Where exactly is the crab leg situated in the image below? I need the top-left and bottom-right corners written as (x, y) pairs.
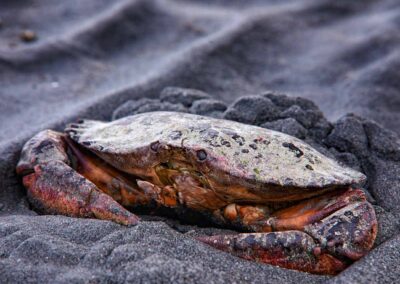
top-left (198, 231), bottom-right (346, 275)
top-left (16, 130), bottom-right (139, 226)
top-left (198, 188), bottom-right (377, 275)
top-left (262, 188), bottom-right (367, 232)
top-left (65, 137), bottom-right (154, 208)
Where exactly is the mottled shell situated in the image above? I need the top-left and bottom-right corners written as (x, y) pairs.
top-left (66, 111), bottom-right (366, 190)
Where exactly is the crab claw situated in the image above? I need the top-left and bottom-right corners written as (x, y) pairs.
top-left (304, 195), bottom-right (377, 261)
top-left (197, 231), bottom-right (346, 275)
top-left (198, 188), bottom-right (377, 275)
top-left (17, 130), bottom-right (139, 226)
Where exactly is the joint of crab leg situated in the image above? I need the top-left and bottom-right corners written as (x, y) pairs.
top-left (264, 188), bottom-right (367, 232)
top-left (222, 204), bottom-right (273, 232)
top-left (197, 231), bottom-right (347, 275)
top-left (136, 180), bottom-right (179, 208)
top-left (223, 204), bottom-right (238, 221)
top-left (16, 130), bottom-right (69, 175)
top-left (219, 189), bottom-right (367, 234)
top-left (136, 180), bottom-right (163, 204)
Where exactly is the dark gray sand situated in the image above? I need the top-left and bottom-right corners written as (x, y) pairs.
top-left (1, 0), bottom-right (400, 283)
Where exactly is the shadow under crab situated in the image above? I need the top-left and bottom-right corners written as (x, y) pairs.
top-left (16, 111), bottom-right (377, 275)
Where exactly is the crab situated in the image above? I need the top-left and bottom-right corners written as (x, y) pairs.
top-left (16, 111), bottom-right (377, 275)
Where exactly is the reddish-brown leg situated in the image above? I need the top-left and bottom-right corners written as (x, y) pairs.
top-left (135, 168), bottom-right (227, 211)
top-left (17, 130), bottom-right (139, 226)
top-left (198, 231), bottom-right (346, 275)
top-left (23, 161), bottom-right (138, 225)
top-left (65, 137), bottom-right (154, 208)
top-left (65, 138), bottom-right (193, 211)
top-left (198, 188), bottom-right (377, 275)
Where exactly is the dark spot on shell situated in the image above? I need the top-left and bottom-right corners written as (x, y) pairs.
top-left (150, 141), bottom-right (160, 152)
top-left (232, 134), bottom-right (245, 146)
top-left (168, 130), bottom-right (182, 140)
top-left (255, 153), bottom-right (263, 159)
top-left (69, 124), bottom-right (79, 129)
top-left (206, 139), bottom-right (221, 147)
top-left (196, 150), bottom-right (207, 161)
top-left (311, 155), bottom-right (321, 164)
top-left (221, 139), bottom-right (231, 147)
top-left (282, 142), bottom-right (304, 158)
top-left (77, 119), bottom-right (84, 124)
top-left (249, 143), bottom-right (257, 150)
top-left (284, 177), bottom-right (295, 186)
top-left (306, 164), bottom-right (314, 170)
top-left (82, 141), bottom-right (92, 146)
top-left (241, 149), bottom-right (249, 153)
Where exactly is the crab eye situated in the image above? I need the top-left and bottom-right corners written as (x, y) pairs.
top-left (196, 150), bottom-right (207, 161)
top-left (150, 141), bottom-right (160, 152)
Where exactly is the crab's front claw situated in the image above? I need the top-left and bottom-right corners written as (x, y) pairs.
top-left (197, 231), bottom-right (346, 275)
top-left (198, 189), bottom-right (377, 275)
top-left (17, 130), bottom-right (139, 226)
top-left (23, 161), bottom-right (139, 225)
top-left (304, 196), bottom-right (377, 261)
